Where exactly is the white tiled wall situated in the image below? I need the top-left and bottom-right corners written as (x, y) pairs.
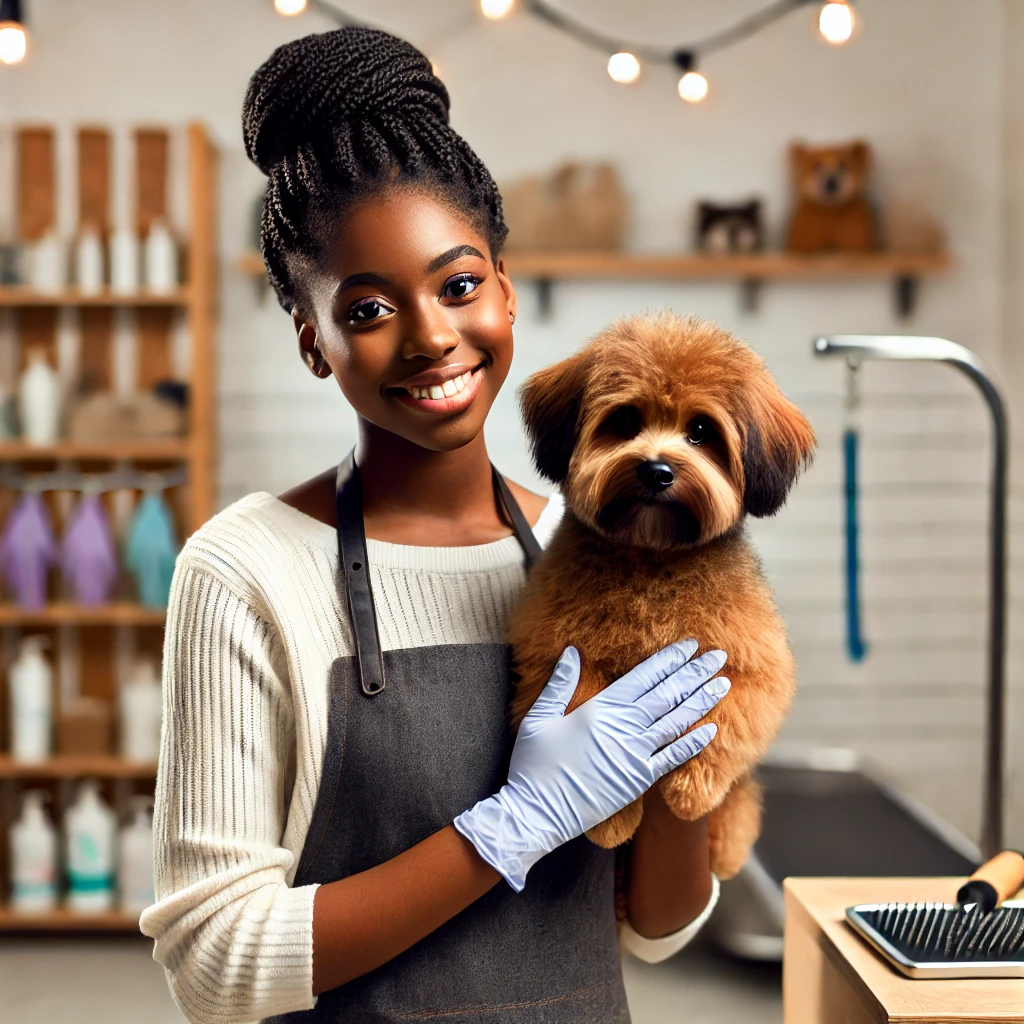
top-left (5, 0), bottom-right (1021, 846)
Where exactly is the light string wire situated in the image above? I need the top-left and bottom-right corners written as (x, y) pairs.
top-left (309, 0), bottom-right (833, 68)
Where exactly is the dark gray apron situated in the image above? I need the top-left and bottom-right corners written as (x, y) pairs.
top-left (266, 453), bottom-right (629, 1023)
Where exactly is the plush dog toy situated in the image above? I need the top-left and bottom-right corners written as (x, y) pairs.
top-left (785, 140), bottom-right (876, 253)
top-left (508, 313), bottom-right (815, 879)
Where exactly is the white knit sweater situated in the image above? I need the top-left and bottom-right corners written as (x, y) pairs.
top-left (140, 490), bottom-right (720, 1024)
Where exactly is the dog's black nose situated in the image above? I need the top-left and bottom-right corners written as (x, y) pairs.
top-left (637, 461), bottom-right (674, 492)
top-left (822, 173), bottom-right (840, 196)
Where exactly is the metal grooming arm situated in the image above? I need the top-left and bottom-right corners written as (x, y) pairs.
top-left (812, 336), bottom-right (1009, 859)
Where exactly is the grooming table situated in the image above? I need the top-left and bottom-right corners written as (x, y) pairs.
top-left (783, 877), bottom-right (1024, 1023)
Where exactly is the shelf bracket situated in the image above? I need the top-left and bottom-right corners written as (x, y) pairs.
top-left (536, 277), bottom-right (554, 319)
top-left (739, 277), bottom-right (762, 314)
top-left (894, 275), bottom-right (919, 319)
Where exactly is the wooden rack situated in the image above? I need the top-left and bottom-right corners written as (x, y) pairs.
top-left (0, 122), bottom-right (217, 933)
top-left (239, 248), bottom-right (950, 317)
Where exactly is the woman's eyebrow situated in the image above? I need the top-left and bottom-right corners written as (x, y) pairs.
top-left (338, 271), bottom-right (391, 293)
top-left (425, 245), bottom-right (486, 273)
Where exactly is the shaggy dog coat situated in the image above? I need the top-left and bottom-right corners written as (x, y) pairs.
top-left (508, 313), bottom-right (816, 879)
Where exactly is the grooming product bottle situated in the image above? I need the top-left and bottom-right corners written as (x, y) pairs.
top-left (27, 232), bottom-right (66, 293)
top-left (109, 226), bottom-right (140, 294)
top-left (144, 220), bottom-right (177, 293)
top-left (119, 659), bottom-right (162, 762)
top-left (9, 635), bottom-right (53, 763)
top-left (18, 349), bottom-right (61, 446)
top-left (74, 227), bottom-right (105, 295)
top-left (118, 797), bottom-right (155, 915)
top-left (65, 780), bottom-right (117, 912)
top-left (9, 790), bottom-right (58, 912)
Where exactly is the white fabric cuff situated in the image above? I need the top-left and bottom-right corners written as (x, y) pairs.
top-left (619, 873), bottom-right (720, 964)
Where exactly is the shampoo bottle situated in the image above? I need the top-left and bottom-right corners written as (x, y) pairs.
top-left (9, 790), bottom-right (58, 912)
top-left (18, 349), bottom-right (61, 446)
top-left (65, 780), bottom-right (117, 912)
top-left (118, 797), bottom-right (155, 915)
top-left (75, 227), bottom-right (105, 295)
top-left (119, 660), bottom-right (162, 763)
top-left (109, 226), bottom-right (140, 294)
top-left (144, 220), bottom-right (177, 293)
top-left (9, 635), bottom-right (53, 763)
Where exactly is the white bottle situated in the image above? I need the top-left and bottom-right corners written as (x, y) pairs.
top-left (144, 220), bottom-right (177, 293)
top-left (75, 228), bottom-right (105, 295)
top-left (109, 226), bottom-right (140, 294)
top-left (10, 790), bottom-right (58, 912)
top-left (119, 660), bottom-right (162, 763)
top-left (118, 797), bottom-right (155, 916)
top-left (65, 780), bottom-right (117, 912)
top-left (18, 349), bottom-right (61, 446)
top-left (9, 635), bottom-right (53, 763)
top-left (28, 232), bottom-right (66, 293)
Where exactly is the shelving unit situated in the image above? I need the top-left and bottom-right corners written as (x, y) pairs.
top-left (0, 122), bottom-right (217, 932)
top-left (240, 247), bottom-right (950, 316)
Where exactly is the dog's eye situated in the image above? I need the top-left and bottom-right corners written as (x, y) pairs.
top-left (605, 405), bottom-right (642, 439)
top-left (687, 415), bottom-right (717, 445)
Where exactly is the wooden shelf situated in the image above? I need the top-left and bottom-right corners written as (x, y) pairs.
top-left (0, 603), bottom-right (166, 626)
top-left (0, 286), bottom-right (191, 307)
top-left (0, 438), bottom-right (190, 461)
top-left (0, 756), bottom-right (157, 779)
top-left (0, 907), bottom-right (142, 932)
top-left (501, 250), bottom-right (951, 280)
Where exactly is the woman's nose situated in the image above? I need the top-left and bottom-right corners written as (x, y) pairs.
top-left (400, 300), bottom-right (460, 361)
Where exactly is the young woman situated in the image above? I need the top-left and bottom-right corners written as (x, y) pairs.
top-left (141, 26), bottom-right (732, 1024)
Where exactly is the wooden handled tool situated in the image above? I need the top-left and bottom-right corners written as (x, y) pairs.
top-left (956, 851), bottom-right (1024, 913)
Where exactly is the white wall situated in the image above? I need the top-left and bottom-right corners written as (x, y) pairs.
top-left (4, 0), bottom-right (1020, 847)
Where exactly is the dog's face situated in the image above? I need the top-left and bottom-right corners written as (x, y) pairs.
top-left (518, 314), bottom-right (816, 552)
top-left (792, 141), bottom-right (870, 206)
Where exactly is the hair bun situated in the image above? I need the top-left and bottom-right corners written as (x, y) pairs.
top-left (243, 26), bottom-right (450, 175)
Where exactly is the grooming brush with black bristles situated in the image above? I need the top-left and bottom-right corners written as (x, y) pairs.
top-left (846, 851), bottom-right (1024, 979)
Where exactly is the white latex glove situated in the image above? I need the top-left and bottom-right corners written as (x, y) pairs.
top-left (453, 640), bottom-right (729, 891)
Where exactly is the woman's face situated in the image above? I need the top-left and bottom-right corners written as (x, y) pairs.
top-left (295, 188), bottom-right (517, 452)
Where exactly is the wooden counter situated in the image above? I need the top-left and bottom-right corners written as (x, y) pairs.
top-left (783, 878), bottom-right (1024, 1023)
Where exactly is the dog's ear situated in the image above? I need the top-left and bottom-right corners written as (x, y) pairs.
top-left (517, 351), bottom-right (591, 484)
top-left (741, 380), bottom-right (816, 517)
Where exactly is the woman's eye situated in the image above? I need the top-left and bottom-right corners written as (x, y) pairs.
top-left (606, 405), bottom-right (641, 439)
top-left (347, 299), bottom-right (393, 325)
top-left (442, 274), bottom-right (481, 301)
top-left (687, 415), bottom-right (716, 445)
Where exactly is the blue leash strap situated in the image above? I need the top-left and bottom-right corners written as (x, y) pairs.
top-left (844, 426), bottom-right (868, 661)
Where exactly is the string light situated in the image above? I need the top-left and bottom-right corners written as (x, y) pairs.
top-left (274, 0), bottom-right (307, 13)
top-left (480, 0), bottom-right (514, 19)
top-left (678, 71), bottom-right (708, 103)
top-left (818, 1), bottom-right (854, 44)
top-left (0, 0), bottom-right (27, 65)
top-left (607, 51), bottom-right (640, 85)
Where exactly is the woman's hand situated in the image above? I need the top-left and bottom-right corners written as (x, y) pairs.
top-left (454, 640), bottom-right (729, 891)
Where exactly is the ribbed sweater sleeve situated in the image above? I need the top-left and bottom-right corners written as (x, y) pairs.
top-left (140, 558), bottom-right (318, 1024)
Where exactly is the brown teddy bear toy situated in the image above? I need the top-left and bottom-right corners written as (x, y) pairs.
top-left (785, 140), bottom-right (876, 253)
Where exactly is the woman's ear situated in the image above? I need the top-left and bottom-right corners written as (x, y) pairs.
top-left (516, 351), bottom-right (590, 484)
top-left (293, 311), bottom-right (332, 379)
top-left (495, 258), bottom-right (517, 325)
top-left (741, 379), bottom-right (816, 517)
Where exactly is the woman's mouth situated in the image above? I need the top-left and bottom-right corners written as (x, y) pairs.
top-left (386, 364), bottom-right (485, 415)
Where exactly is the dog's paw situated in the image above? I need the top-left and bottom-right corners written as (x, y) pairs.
top-left (585, 800), bottom-right (644, 848)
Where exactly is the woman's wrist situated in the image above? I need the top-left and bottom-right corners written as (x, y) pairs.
top-left (626, 785), bottom-right (713, 939)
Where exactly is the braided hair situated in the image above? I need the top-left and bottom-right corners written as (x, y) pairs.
top-left (243, 26), bottom-right (509, 314)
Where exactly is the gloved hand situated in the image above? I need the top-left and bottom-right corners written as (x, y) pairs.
top-left (453, 640), bottom-right (729, 891)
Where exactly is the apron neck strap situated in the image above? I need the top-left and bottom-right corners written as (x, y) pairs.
top-left (335, 450), bottom-right (543, 697)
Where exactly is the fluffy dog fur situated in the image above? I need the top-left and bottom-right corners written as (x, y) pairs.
top-left (508, 313), bottom-right (815, 879)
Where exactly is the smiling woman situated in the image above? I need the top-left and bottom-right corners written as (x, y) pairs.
top-left (139, 24), bottom-right (725, 1024)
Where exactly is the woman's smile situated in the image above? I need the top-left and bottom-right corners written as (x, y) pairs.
top-left (386, 360), bottom-right (488, 415)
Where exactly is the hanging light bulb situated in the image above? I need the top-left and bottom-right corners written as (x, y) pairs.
top-left (607, 52), bottom-right (641, 84)
top-left (673, 51), bottom-right (707, 103)
top-left (818, 1), bottom-right (855, 45)
top-left (480, 0), bottom-right (514, 19)
top-left (274, 0), bottom-right (307, 14)
top-left (0, 0), bottom-right (28, 65)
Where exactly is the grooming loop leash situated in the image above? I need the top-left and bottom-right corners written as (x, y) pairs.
top-left (844, 356), bottom-right (868, 662)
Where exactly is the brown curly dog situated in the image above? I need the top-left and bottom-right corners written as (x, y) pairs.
top-left (508, 312), bottom-right (815, 879)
